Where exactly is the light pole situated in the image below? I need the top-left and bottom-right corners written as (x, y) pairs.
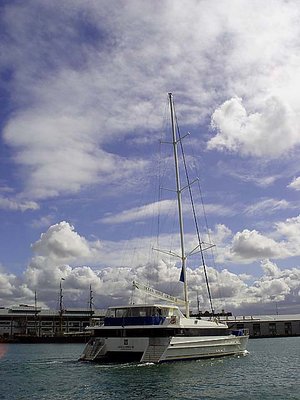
top-left (59, 278), bottom-right (65, 335)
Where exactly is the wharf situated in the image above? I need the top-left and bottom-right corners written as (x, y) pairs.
top-left (219, 314), bottom-right (300, 338)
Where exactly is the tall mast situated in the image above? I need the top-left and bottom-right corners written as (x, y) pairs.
top-left (168, 92), bottom-right (189, 317)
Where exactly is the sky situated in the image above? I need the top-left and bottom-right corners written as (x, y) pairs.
top-left (0, 0), bottom-right (300, 316)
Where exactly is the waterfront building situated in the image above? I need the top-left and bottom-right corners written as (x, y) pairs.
top-left (219, 314), bottom-right (300, 338)
top-left (0, 305), bottom-right (105, 339)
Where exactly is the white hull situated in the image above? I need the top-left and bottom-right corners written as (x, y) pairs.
top-left (162, 335), bottom-right (248, 361)
top-left (80, 334), bottom-right (248, 363)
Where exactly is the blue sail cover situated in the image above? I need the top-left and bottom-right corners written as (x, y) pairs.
top-left (179, 266), bottom-right (185, 282)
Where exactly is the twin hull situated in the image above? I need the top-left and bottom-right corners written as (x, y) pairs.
top-left (80, 334), bottom-right (248, 363)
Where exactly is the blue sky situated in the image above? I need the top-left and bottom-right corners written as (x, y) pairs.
top-left (0, 0), bottom-right (300, 315)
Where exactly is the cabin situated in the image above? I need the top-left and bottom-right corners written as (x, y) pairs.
top-left (103, 304), bottom-right (181, 326)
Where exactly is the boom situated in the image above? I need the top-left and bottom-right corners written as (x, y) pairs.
top-left (133, 281), bottom-right (186, 306)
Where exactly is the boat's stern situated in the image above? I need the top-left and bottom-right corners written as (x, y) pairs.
top-left (79, 337), bottom-right (106, 361)
top-left (231, 328), bottom-right (249, 352)
top-left (79, 336), bottom-right (153, 362)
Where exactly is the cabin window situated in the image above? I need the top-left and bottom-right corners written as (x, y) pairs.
top-left (115, 309), bottom-right (127, 318)
top-left (159, 308), bottom-right (170, 317)
top-left (105, 308), bottom-right (128, 318)
top-left (105, 309), bottom-right (116, 318)
top-left (128, 307), bottom-right (149, 317)
top-left (105, 306), bottom-right (179, 319)
top-left (158, 308), bottom-right (177, 317)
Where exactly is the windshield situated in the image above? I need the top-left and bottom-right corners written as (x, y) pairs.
top-left (105, 306), bottom-right (180, 318)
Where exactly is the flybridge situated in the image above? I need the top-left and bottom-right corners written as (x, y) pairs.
top-left (133, 281), bottom-right (186, 306)
top-left (103, 304), bottom-right (181, 327)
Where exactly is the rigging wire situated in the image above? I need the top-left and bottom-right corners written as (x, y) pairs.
top-left (196, 179), bottom-right (224, 297)
top-left (173, 101), bottom-right (215, 315)
top-left (191, 148), bottom-right (226, 312)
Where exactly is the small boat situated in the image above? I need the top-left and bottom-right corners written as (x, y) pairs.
top-left (80, 93), bottom-right (249, 363)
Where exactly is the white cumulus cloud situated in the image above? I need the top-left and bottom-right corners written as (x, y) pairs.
top-left (0, 222), bottom-right (298, 314)
top-left (209, 97), bottom-right (300, 158)
top-left (288, 176), bottom-right (300, 191)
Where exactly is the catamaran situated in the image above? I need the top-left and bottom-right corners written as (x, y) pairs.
top-left (80, 93), bottom-right (249, 363)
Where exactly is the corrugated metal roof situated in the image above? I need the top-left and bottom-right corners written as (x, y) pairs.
top-left (0, 307), bottom-right (106, 317)
top-left (221, 314), bottom-right (300, 322)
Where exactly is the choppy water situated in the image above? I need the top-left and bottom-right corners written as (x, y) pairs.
top-left (0, 337), bottom-right (299, 400)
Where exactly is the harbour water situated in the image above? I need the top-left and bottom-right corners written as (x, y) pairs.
top-left (0, 337), bottom-right (299, 400)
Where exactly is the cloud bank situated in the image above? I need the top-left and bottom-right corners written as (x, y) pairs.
top-left (0, 221), bottom-right (298, 315)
